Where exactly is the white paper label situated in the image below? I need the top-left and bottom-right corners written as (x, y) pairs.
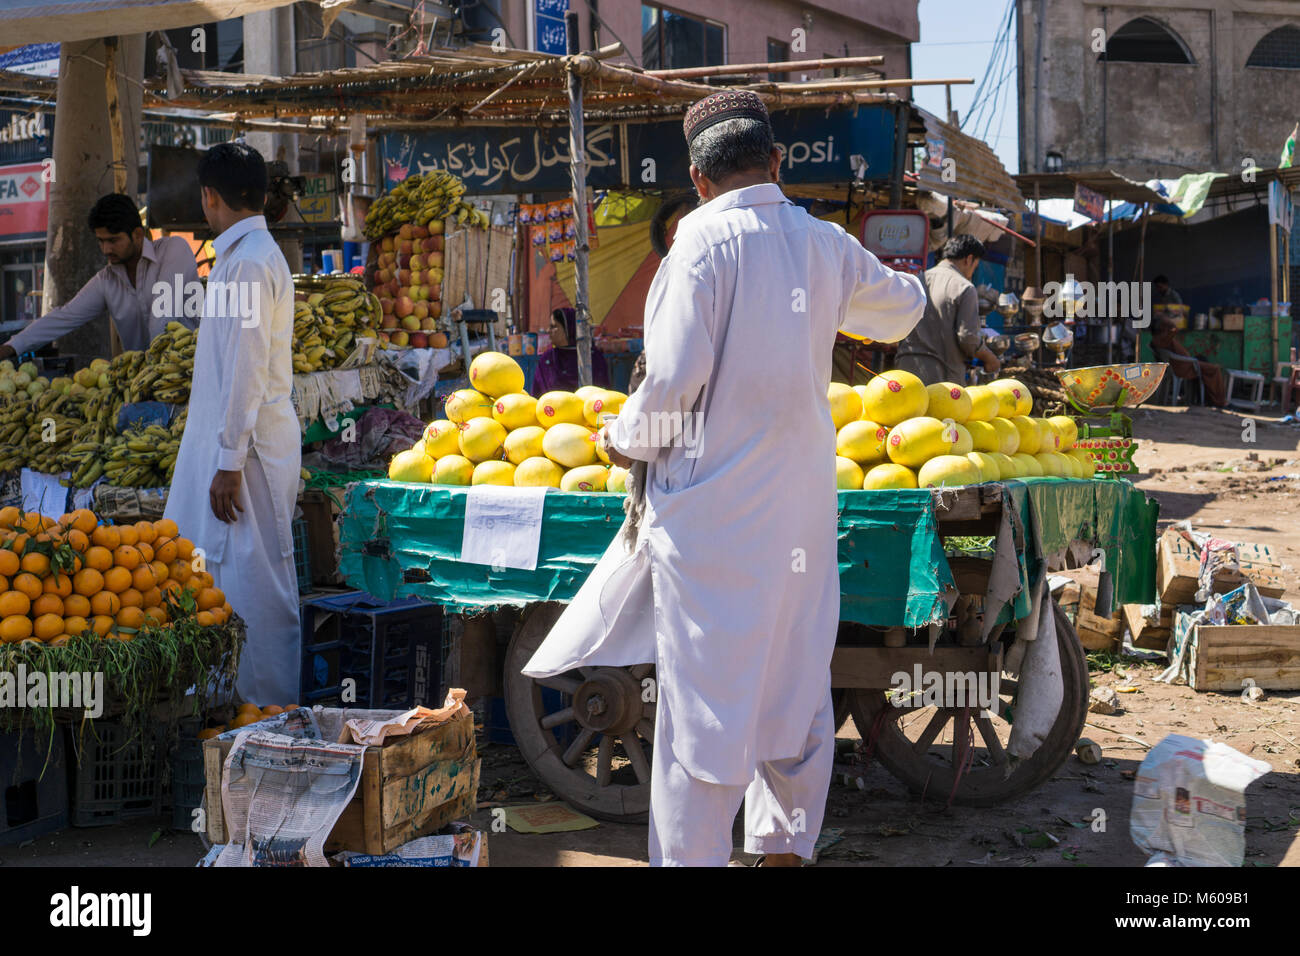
top-left (460, 484), bottom-right (548, 571)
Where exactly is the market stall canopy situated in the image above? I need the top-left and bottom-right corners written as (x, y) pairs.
top-left (1016, 170), bottom-right (1180, 206)
top-left (911, 107), bottom-right (1025, 214)
top-left (0, 0), bottom-right (304, 46)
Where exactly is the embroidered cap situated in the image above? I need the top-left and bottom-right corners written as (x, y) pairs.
top-left (682, 90), bottom-right (771, 146)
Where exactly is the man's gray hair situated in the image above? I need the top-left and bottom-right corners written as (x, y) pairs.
top-left (688, 117), bottom-right (774, 182)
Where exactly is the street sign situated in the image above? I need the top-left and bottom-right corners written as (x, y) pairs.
top-left (532, 0), bottom-right (569, 55)
top-left (299, 173), bottom-right (337, 223)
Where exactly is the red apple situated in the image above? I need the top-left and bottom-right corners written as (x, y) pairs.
top-left (377, 331), bottom-right (391, 344)
top-left (430, 236), bottom-right (444, 252)
top-left (390, 330), bottom-right (409, 347)
top-left (379, 296), bottom-right (394, 313)
top-left (395, 296), bottom-right (414, 318)
top-left (409, 332), bottom-right (428, 348)
top-left (399, 223), bottom-right (414, 240)
top-left (412, 225), bottom-right (430, 239)
top-left (398, 239), bottom-right (414, 255)
top-left (397, 269), bottom-right (412, 286)
top-left (381, 314), bottom-right (399, 330)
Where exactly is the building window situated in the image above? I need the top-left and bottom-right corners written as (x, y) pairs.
top-left (1247, 26), bottom-right (1300, 69)
top-left (641, 3), bottom-right (725, 70)
top-left (148, 20), bottom-right (244, 74)
top-left (1098, 17), bottom-right (1193, 64)
top-left (767, 38), bottom-right (789, 81)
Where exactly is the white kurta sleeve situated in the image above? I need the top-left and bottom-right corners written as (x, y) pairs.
top-left (838, 236), bottom-right (927, 343)
top-left (208, 260), bottom-right (273, 473)
top-left (609, 253), bottom-right (715, 463)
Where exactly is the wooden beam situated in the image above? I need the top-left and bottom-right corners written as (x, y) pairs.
top-left (647, 55), bottom-right (884, 79)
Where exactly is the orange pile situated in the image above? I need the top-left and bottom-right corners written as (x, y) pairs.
top-left (0, 507), bottom-right (233, 645)
top-left (197, 702), bottom-right (301, 739)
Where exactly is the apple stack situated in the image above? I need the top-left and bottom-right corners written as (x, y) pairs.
top-left (371, 222), bottom-right (448, 349)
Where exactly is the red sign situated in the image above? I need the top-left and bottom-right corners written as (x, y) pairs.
top-left (0, 161), bottom-right (48, 240)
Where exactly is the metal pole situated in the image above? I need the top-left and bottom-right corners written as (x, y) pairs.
top-left (566, 11), bottom-right (593, 388)
top-left (1106, 192), bottom-right (1114, 364)
top-left (1034, 180), bottom-right (1043, 288)
top-left (1270, 221), bottom-right (1280, 373)
top-left (889, 103), bottom-right (908, 209)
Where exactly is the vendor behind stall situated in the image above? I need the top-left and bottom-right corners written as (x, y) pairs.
top-left (1149, 310), bottom-right (1228, 407)
top-left (895, 235), bottom-right (1001, 383)
top-left (533, 307), bottom-right (610, 393)
top-left (0, 193), bottom-right (198, 360)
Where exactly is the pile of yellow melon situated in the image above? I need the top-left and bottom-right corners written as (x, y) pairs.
top-left (387, 351), bottom-right (631, 493)
top-left (831, 370), bottom-right (1096, 490)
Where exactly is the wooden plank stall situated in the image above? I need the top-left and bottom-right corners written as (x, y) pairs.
top-left (203, 709), bottom-right (478, 854)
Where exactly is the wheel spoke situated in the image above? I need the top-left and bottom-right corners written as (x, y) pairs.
top-left (622, 732), bottom-right (652, 783)
top-left (912, 708), bottom-right (950, 754)
top-left (629, 663), bottom-right (654, 680)
top-left (540, 707), bottom-right (575, 730)
top-left (561, 726), bottom-right (596, 766)
top-left (635, 718), bottom-right (655, 742)
top-left (596, 734), bottom-right (614, 787)
top-left (975, 715), bottom-right (1007, 766)
top-left (535, 675), bottom-right (580, 694)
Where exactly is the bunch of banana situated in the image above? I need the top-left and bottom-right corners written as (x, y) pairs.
top-left (363, 168), bottom-right (480, 239)
top-left (23, 390), bottom-right (83, 473)
top-left (128, 322), bottom-right (196, 403)
top-left (0, 394), bottom-right (31, 471)
top-left (290, 276), bottom-right (379, 373)
top-left (99, 423), bottom-right (177, 488)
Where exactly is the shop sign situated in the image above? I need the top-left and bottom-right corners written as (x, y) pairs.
top-left (0, 43), bottom-right (60, 78)
top-left (1074, 182), bottom-right (1106, 222)
top-left (532, 0), bottom-right (569, 56)
top-left (0, 162), bottom-right (50, 241)
top-left (299, 173), bottom-right (337, 223)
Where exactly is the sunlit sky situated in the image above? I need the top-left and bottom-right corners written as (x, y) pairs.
top-left (911, 0), bottom-right (1021, 174)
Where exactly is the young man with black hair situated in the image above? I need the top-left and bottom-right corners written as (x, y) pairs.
top-left (0, 193), bottom-right (198, 359)
top-left (896, 234), bottom-right (1002, 384)
top-left (164, 141), bottom-right (301, 704)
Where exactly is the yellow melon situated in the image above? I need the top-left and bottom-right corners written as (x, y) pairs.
top-left (469, 351), bottom-right (525, 397)
top-left (989, 452), bottom-right (1021, 479)
top-left (989, 417), bottom-right (1020, 455)
top-left (1067, 448), bottom-right (1097, 478)
top-left (925, 383), bottom-right (972, 423)
top-left (542, 422), bottom-right (599, 468)
top-left (422, 420), bottom-right (462, 458)
top-left (606, 466), bottom-right (629, 493)
top-left (918, 455), bottom-right (982, 488)
top-left (493, 392), bottom-right (539, 431)
top-left (1010, 416), bottom-right (1041, 455)
top-left (514, 456), bottom-right (565, 487)
top-left (836, 420), bottom-right (889, 465)
top-left (965, 420), bottom-right (999, 453)
top-left (458, 417), bottom-right (508, 463)
top-left (859, 370), bottom-right (929, 426)
top-left (835, 456), bottom-right (865, 490)
top-left (535, 391), bottom-right (586, 427)
top-left (948, 422), bottom-right (973, 455)
top-left (990, 378), bottom-right (1033, 417)
top-left (1048, 415), bottom-right (1079, 451)
top-left (560, 464), bottom-right (609, 492)
top-left (433, 454), bottom-right (475, 485)
top-left (966, 451), bottom-right (1002, 484)
top-left (504, 425), bottom-right (546, 465)
top-left (1034, 417), bottom-right (1060, 453)
top-left (863, 463), bottom-right (918, 489)
top-left (445, 388), bottom-right (493, 424)
top-left (388, 449), bottom-right (433, 483)
top-left (828, 383), bottom-right (865, 430)
top-left (885, 416), bottom-right (954, 468)
top-left (583, 390), bottom-right (628, 427)
top-left (1012, 452), bottom-right (1044, 477)
top-left (472, 461), bottom-right (516, 485)
top-left (965, 385), bottom-right (1000, 422)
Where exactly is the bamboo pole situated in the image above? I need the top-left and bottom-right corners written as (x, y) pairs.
top-left (647, 55), bottom-right (883, 79)
top-left (755, 77), bottom-right (973, 93)
top-left (566, 13), bottom-right (593, 388)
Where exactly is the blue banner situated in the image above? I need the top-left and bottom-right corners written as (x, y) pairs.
top-left (379, 103), bottom-right (898, 195)
top-left (533, 0), bottom-right (569, 55)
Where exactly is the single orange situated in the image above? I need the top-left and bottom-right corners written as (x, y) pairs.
top-left (149, 560), bottom-right (170, 584)
top-left (62, 615), bottom-right (89, 637)
top-left (115, 606), bottom-right (145, 629)
top-left (197, 726), bottom-right (223, 740)
top-left (144, 606), bottom-right (168, 626)
top-left (0, 615), bottom-right (32, 642)
top-left (32, 593), bottom-right (63, 617)
top-left (168, 560), bottom-right (192, 584)
top-left (0, 550), bottom-right (18, 577)
top-left (0, 575), bottom-right (8, 593)
top-left (69, 509), bottom-right (97, 534)
top-left (141, 586), bottom-right (162, 608)
top-left (160, 579), bottom-right (182, 597)
top-left (90, 590), bottom-right (121, 616)
top-left (153, 538), bottom-right (179, 564)
top-left (134, 521), bottom-right (157, 545)
top-left (19, 551), bottom-right (49, 576)
top-left (10, 532), bottom-right (29, 554)
top-left (63, 594), bottom-right (91, 618)
top-left (136, 541), bottom-right (154, 563)
top-left (0, 506), bottom-right (19, 529)
top-left (73, 568), bottom-right (104, 596)
top-left (42, 574), bottom-right (72, 599)
top-left (221, 602), bottom-right (233, 620)
top-left (153, 518), bottom-right (179, 539)
top-left (0, 590), bottom-right (30, 618)
top-left (112, 545), bottom-right (142, 571)
top-left (196, 572), bottom-right (214, 590)
top-left (66, 528), bottom-right (89, 553)
top-left (47, 635), bottom-right (70, 647)
top-left (90, 525), bottom-right (120, 550)
top-left (116, 524), bottom-right (139, 547)
top-left (33, 613), bottom-right (63, 641)
top-left (102, 567), bottom-right (132, 594)
top-left (260, 705), bottom-right (284, 716)
top-left (119, 588), bottom-right (143, 609)
top-left (90, 614), bottom-right (115, 637)
top-left (176, 537), bottom-right (195, 560)
top-left (130, 564), bottom-right (156, 591)
top-left (197, 587), bottom-right (225, 611)
top-left (12, 572), bottom-right (42, 601)
top-left (18, 513), bottom-right (42, 535)
top-left (84, 546), bottom-right (113, 572)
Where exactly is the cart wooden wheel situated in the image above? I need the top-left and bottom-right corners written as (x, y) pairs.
top-left (504, 602), bottom-right (654, 823)
top-left (845, 599), bottom-right (1089, 807)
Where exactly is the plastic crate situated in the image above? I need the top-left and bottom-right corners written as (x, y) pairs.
top-left (300, 592), bottom-right (443, 709)
top-left (169, 719), bottom-right (206, 833)
top-left (1, 729), bottom-right (69, 846)
top-left (484, 690), bottom-right (574, 749)
top-left (68, 721), bottom-right (164, 827)
top-left (292, 517), bottom-right (312, 593)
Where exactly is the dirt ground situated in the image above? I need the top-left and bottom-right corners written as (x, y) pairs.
top-left (3, 404), bottom-right (1297, 868)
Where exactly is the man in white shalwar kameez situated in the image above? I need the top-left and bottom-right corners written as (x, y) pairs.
top-left (164, 142), bottom-right (301, 704)
top-left (523, 91), bottom-right (927, 866)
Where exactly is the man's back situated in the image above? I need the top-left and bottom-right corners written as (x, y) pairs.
top-left (897, 258), bottom-right (978, 384)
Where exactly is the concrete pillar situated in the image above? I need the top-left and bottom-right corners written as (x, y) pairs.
top-left (44, 35), bottom-right (144, 365)
top-left (243, 8), bottom-right (303, 272)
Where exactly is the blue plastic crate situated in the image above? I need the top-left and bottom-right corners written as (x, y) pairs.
top-left (292, 517), bottom-right (312, 592)
top-left (484, 690), bottom-right (574, 749)
top-left (300, 592), bottom-right (443, 709)
top-left (68, 721), bottom-right (164, 827)
top-left (1, 729), bottom-right (69, 846)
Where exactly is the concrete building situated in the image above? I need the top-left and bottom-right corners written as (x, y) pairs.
top-left (1018, 1), bottom-right (1300, 178)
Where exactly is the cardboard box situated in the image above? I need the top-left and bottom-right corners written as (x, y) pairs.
top-left (203, 709), bottom-right (478, 855)
top-left (1221, 312), bottom-right (1244, 331)
top-left (1122, 603), bottom-right (1174, 652)
top-left (1054, 567), bottom-right (1122, 651)
top-left (1172, 610), bottom-right (1300, 691)
top-left (1156, 529), bottom-right (1286, 605)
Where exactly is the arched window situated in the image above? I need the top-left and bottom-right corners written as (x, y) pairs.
top-left (1247, 26), bottom-right (1300, 69)
top-left (1098, 17), bottom-right (1193, 64)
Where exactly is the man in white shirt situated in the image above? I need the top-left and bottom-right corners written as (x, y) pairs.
top-left (164, 142), bottom-right (301, 704)
top-left (525, 91), bottom-right (927, 866)
top-left (0, 193), bottom-right (198, 358)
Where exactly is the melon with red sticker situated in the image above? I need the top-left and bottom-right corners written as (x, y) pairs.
top-left (859, 370), bottom-right (928, 426)
top-left (560, 464), bottom-right (609, 492)
top-left (924, 382), bottom-right (972, 423)
top-left (468, 351), bottom-right (525, 397)
top-left (534, 390), bottom-right (585, 428)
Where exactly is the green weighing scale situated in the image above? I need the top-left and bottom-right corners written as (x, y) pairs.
top-left (1054, 363), bottom-right (1169, 477)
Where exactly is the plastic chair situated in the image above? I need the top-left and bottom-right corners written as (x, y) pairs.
top-left (1150, 346), bottom-right (1205, 406)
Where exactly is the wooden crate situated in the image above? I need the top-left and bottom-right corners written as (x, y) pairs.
top-left (301, 487), bottom-right (345, 586)
top-left (1174, 617), bottom-right (1300, 692)
top-left (1156, 528), bottom-right (1286, 605)
top-left (1054, 568), bottom-right (1122, 651)
top-left (1122, 603), bottom-right (1174, 652)
top-left (203, 710), bottom-right (479, 854)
